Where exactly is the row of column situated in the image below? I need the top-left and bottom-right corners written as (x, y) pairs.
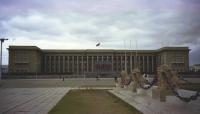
top-left (44, 55), bottom-right (156, 74)
top-left (114, 55), bottom-right (155, 73)
top-left (44, 55), bottom-right (114, 74)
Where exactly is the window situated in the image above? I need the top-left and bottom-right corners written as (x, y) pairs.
top-left (16, 68), bottom-right (28, 73)
top-left (171, 56), bottom-right (184, 63)
top-left (15, 51), bottom-right (29, 63)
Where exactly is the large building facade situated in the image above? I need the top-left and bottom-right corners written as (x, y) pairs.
top-left (8, 46), bottom-right (190, 75)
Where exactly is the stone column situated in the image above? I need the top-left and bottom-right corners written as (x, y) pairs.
top-left (58, 56), bottom-right (60, 73)
top-left (49, 56), bottom-right (51, 73)
top-left (67, 56), bottom-right (69, 72)
top-left (136, 56), bottom-right (138, 69)
top-left (152, 56), bottom-right (154, 73)
top-left (81, 56), bottom-right (83, 75)
top-left (134, 55), bottom-right (136, 68)
top-left (50, 56), bottom-right (52, 73)
top-left (116, 56), bottom-right (118, 72)
top-left (107, 56), bottom-right (109, 73)
top-left (52, 56), bottom-right (54, 73)
top-left (63, 56), bottom-right (65, 73)
top-left (47, 55), bottom-right (49, 73)
top-left (150, 57), bottom-right (152, 73)
top-left (87, 55), bottom-right (89, 73)
top-left (111, 55), bottom-right (114, 72)
top-left (138, 56), bottom-right (140, 69)
top-left (121, 56), bottom-right (123, 71)
top-left (44, 55), bottom-right (46, 73)
top-left (72, 56), bottom-right (74, 74)
top-left (54, 56), bottom-right (56, 72)
top-left (147, 56), bottom-right (149, 73)
top-left (143, 56), bottom-right (145, 73)
top-left (92, 56), bottom-right (94, 72)
top-left (130, 55), bottom-right (132, 73)
top-left (101, 56), bottom-right (104, 73)
top-left (77, 56), bottom-right (79, 75)
top-left (125, 55), bottom-right (127, 71)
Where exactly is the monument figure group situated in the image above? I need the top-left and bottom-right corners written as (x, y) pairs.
top-left (118, 64), bottom-right (200, 102)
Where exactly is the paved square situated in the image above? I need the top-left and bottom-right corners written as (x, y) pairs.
top-left (0, 88), bottom-right (70, 114)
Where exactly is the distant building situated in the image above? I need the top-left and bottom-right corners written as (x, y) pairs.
top-left (8, 46), bottom-right (190, 75)
top-left (190, 64), bottom-right (200, 72)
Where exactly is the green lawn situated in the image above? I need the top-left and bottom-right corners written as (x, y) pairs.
top-left (49, 90), bottom-right (142, 114)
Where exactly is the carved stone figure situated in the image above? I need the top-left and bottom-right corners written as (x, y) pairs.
top-left (119, 70), bottom-right (129, 88)
top-left (157, 64), bottom-right (184, 102)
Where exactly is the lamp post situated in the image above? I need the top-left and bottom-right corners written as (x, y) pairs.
top-left (0, 38), bottom-right (8, 82)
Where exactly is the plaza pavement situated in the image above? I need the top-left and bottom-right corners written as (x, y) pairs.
top-left (0, 88), bottom-right (70, 114)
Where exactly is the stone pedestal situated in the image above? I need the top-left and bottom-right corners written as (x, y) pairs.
top-left (137, 88), bottom-right (147, 96)
top-left (126, 82), bottom-right (134, 91)
top-left (115, 83), bottom-right (119, 88)
top-left (151, 86), bottom-right (167, 102)
top-left (160, 89), bottom-right (166, 102)
top-left (152, 86), bottom-right (159, 99)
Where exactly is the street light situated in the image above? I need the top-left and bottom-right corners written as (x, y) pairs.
top-left (0, 38), bottom-right (8, 82)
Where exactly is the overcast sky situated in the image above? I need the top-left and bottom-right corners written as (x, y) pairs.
top-left (0, 0), bottom-right (200, 65)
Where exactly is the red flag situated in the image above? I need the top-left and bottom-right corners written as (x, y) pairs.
top-left (96, 42), bottom-right (100, 47)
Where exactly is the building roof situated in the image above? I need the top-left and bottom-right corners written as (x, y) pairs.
top-left (8, 45), bottom-right (41, 51)
top-left (158, 47), bottom-right (190, 51)
top-left (8, 45), bottom-right (190, 53)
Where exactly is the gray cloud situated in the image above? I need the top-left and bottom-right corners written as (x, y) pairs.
top-left (0, 0), bottom-right (200, 65)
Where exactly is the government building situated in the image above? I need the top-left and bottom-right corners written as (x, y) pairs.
top-left (8, 46), bottom-right (190, 75)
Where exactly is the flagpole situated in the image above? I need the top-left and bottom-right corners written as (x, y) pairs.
top-left (96, 42), bottom-right (100, 79)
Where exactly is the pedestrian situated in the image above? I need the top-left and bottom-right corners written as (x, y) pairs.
top-left (96, 75), bottom-right (99, 81)
top-left (114, 76), bottom-right (118, 83)
top-left (62, 75), bottom-right (65, 81)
